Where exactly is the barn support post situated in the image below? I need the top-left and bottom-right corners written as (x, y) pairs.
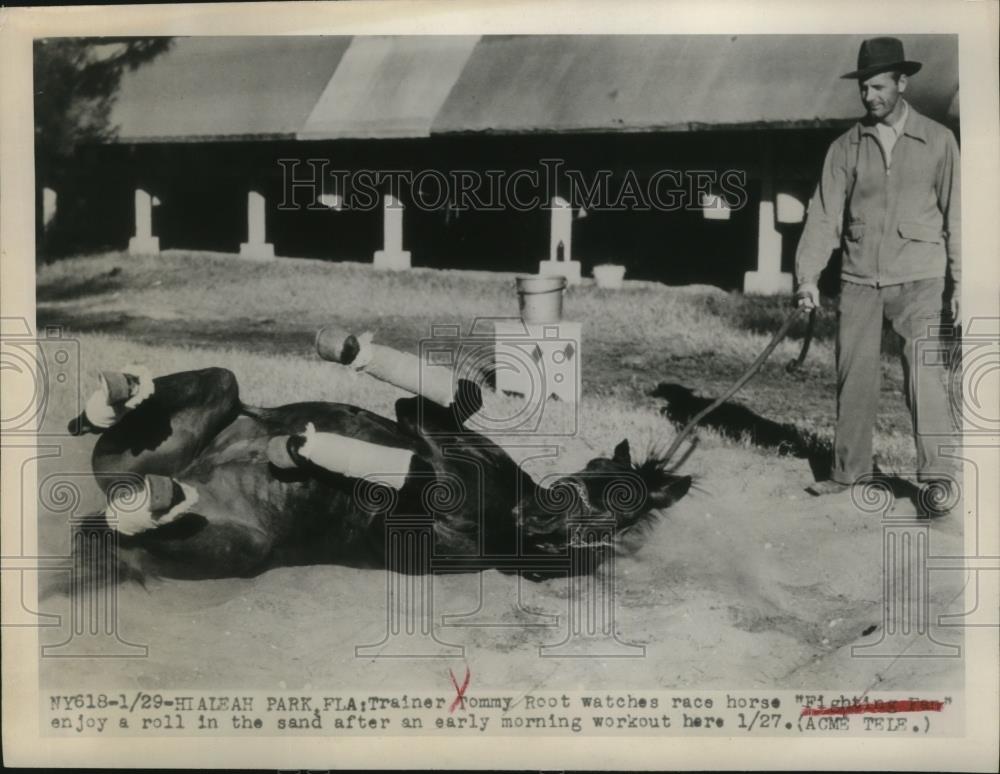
top-left (744, 141), bottom-right (793, 295)
top-left (373, 194), bottom-right (411, 270)
top-left (42, 187), bottom-right (57, 230)
top-left (127, 188), bottom-right (160, 255)
top-left (538, 196), bottom-right (582, 284)
top-left (239, 190), bottom-right (275, 259)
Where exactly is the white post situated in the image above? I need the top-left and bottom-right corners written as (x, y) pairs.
top-left (549, 196), bottom-right (572, 262)
top-left (128, 188), bottom-right (160, 255)
top-left (776, 191), bottom-right (806, 224)
top-left (744, 146), bottom-right (793, 294)
top-left (373, 194), bottom-right (411, 270)
top-left (239, 190), bottom-right (275, 259)
top-left (539, 196), bottom-right (581, 284)
top-left (42, 187), bottom-right (57, 230)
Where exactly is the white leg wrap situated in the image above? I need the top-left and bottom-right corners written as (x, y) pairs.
top-left (120, 365), bottom-right (154, 409)
top-left (352, 333), bottom-right (457, 407)
top-left (106, 480), bottom-right (198, 536)
top-left (84, 365), bottom-right (154, 428)
top-left (84, 388), bottom-right (123, 429)
top-left (298, 422), bottom-right (414, 490)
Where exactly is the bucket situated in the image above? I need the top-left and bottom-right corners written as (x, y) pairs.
top-left (593, 264), bottom-right (626, 290)
top-left (516, 275), bottom-right (566, 323)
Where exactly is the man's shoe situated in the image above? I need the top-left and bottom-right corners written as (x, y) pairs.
top-left (806, 479), bottom-right (851, 496)
top-left (917, 479), bottom-right (958, 519)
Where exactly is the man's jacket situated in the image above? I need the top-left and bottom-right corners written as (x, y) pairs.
top-left (795, 104), bottom-right (961, 289)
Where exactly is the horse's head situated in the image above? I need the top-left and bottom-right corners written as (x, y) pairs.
top-left (525, 439), bottom-right (692, 534)
top-left (515, 438), bottom-right (691, 563)
top-left (576, 439), bottom-right (691, 515)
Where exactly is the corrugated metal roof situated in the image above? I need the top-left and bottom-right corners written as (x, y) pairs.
top-left (298, 35), bottom-right (479, 139)
top-left (108, 37), bottom-right (352, 142)
top-left (431, 34), bottom-right (959, 134)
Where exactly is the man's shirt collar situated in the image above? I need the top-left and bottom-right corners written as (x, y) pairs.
top-left (887, 99), bottom-right (909, 135)
top-left (859, 100), bottom-right (928, 144)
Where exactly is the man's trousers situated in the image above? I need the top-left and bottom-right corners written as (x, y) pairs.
top-left (831, 278), bottom-right (957, 485)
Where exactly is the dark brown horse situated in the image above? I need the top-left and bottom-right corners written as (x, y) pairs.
top-left (63, 366), bottom-right (691, 587)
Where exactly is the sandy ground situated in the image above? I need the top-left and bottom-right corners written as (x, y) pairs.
top-left (36, 417), bottom-right (966, 695)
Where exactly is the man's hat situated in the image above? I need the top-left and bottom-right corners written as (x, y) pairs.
top-left (841, 37), bottom-right (922, 80)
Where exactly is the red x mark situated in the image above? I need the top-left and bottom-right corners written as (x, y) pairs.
top-left (448, 665), bottom-right (471, 713)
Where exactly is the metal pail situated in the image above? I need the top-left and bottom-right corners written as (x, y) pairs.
top-left (516, 275), bottom-right (566, 323)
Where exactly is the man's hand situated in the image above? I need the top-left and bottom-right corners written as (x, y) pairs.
top-left (796, 282), bottom-right (820, 310)
top-left (949, 287), bottom-right (960, 324)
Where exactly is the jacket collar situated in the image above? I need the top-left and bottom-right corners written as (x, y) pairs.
top-left (856, 101), bottom-right (930, 144)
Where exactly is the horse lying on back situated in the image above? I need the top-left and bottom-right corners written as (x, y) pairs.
top-left (61, 340), bottom-right (691, 587)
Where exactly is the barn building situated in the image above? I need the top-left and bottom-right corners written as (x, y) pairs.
top-left (41, 34), bottom-right (959, 293)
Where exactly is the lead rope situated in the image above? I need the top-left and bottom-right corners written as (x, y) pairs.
top-left (661, 305), bottom-right (812, 469)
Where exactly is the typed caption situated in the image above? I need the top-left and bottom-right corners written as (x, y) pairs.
top-left (44, 690), bottom-right (960, 737)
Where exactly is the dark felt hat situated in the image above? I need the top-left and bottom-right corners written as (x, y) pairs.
top-left (841, 37), bottom-right (922, 80)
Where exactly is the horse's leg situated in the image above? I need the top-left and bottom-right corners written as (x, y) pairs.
top-left (90, 367), bottom-right (241, 494)
top-left (394, 378), bottom-right (483, 438)
top-left (316, 328), bottom-right (483, 431)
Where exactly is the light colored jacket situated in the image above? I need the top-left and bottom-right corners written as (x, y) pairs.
top-left (795, 103), bottom-right (961, 288)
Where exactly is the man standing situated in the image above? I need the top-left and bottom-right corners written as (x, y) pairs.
top-left (795, 37), bottom-right (961, 515)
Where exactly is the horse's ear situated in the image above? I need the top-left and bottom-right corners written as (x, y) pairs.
top-left (613, 439), bottom-right (631, 467)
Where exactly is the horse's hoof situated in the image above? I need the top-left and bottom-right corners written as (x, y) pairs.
top-left (316, 326), bottom-right (359, 365)
top-left (145, 474), bottom-right (178, 514)
top-left (100, 370), bottom-right (133, 403)
top-left (107, 474), bottom-right (184, 536)
top-left (266, 435), bottom-right (307, 469)
top-left (67, 410), bottom-right (98, 436)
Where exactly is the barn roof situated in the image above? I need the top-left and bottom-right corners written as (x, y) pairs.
top-left (103, 34), bottom-right (959, 142)
top-left (298, 35), bottom-right (479, 139)
top-left (108, 37), bottom-right (352, 142)
top-left (432, 34), bottom-right (959, 134)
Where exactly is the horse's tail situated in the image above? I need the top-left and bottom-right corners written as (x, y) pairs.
top-left (39, 515), bottom-right (153, 601)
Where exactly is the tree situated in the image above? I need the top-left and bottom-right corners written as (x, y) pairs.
top-left (33, 37), bottom-right (173, 258)
top-left (34, 37), bottom-right (173, 179)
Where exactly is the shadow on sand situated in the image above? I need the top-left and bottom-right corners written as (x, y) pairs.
top-left (652, 382), bottom-right (925, 505)
top-left (653, 382), bottom-right (831, 477)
